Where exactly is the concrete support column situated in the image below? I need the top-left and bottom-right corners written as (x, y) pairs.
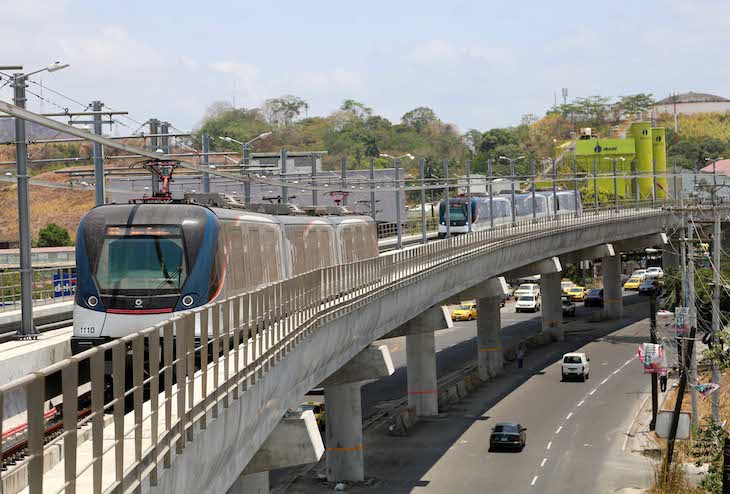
top-left (603, 254), bottom-right (623, 320)
top-left (476, 296), bottom-right (503, 380)
top-left (228, 472), bottom-right (269, 494)
top-left (325, 383), bottom-right (364, 482)
top-left (406, 331), bottom-right (438, 416)
top-left (541, 272), bottom-right (564, 341)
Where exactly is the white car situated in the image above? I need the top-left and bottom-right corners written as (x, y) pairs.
top-left (561, 353), bottom-right (590, 381)
top-left (515, 295), bottom-right (541, 313)
top-left (513, 283), bottom-right (540, 300)
top-left (631, 269), bottom-right (647, 280)
top-left (645, 267), bottom-right (664, 279)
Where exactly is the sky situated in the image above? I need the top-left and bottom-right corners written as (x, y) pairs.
top-left (2, 0), bottom-right (729, 135)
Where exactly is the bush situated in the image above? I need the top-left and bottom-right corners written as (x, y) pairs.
top-left (36, 223), bottom-right (72, 247)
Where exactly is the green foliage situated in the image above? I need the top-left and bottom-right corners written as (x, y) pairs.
top-left (688, 417), bottom-right (728, 493)
top-left (37, 223), bottom-right (72, 247)
top-left (262, 95), bottom-right (309, 127)
top-left (401, 107), bottom-right (439, 132)
top-left (617, 93), bottom-right (655, 116)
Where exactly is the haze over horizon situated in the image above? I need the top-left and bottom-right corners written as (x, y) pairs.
top-left (2, 0), bottom-right (728, 133)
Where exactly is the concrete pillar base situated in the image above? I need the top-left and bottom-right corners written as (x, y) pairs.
top-left (406, 331), bottom-right (438, 416)
top-left (227, 472), bottom-right (269, 494)
top-left (541, 272), bottom-right (563, 340)
top-left (325, 383), bottom-right (364, 482)
top-left (544, 326), bottom-right (565, 342)
top-left (476, 296), bottom-right (503, 380)
top-left (603, 255), bottom-right (623, 320)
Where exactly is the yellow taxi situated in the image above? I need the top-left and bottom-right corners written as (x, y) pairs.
top-left (623, 277), bottom-right (642, 290)
top-left (296, 402), bottom-right (326, 429)
top-left (567, 286), bottom-right (587, 302)
top-left (451, 302), bottom-right (477, 321)
top-left (561, 280), bottom-right (574, 295)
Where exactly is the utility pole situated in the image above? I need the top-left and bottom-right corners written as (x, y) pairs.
top-left (593, 157), bottom-right (598, 212)
top-left (650, 290), bottom-right (658, 430)
top-left (91, 101), bottom-right (105, 206)
top-left (443, 158), bottom-right (450, 238)
top-left (466, 159), bottom-right (473, 232)
top-left (420, 158), bottom-right (427, 243)
top-left (13, 73), bottom-right (36, 338)
top-left (666, 324), bottom-right (698, 477)
top-left (395, 158), bottom-right (402, 249)
top-left (243, 143), bottom-right (251, 204)
top-left (160, 122), bottom-right (170, 154)
top-left (552, 158), bottom-right (558, 218)
top-left (369, 156), bottom-right (376, 219)
top-left (311, 153), bottom-right (318, 206)
top-left (281, 148), bottom-right (288, 204)
top-left (712, 211), bottom-right (722, 421)
top-left (530, 159), bottom-right (536, 221)
top-left (341, 155), bottom-right (347, 207)
top-left (488, 158), bottom-right (495, 228)
top-left (202, 133), bottom-right (210, 193)
top-left (149, 119), bottom-right (160, 194)
top-left (687, 217), bottom-right (700, 428)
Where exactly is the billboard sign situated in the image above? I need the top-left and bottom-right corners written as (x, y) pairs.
top-left (53, 273), bottom-right (76, 298)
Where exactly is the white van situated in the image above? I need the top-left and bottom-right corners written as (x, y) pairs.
top-left (561, 353), bottom-right (590, 381)
top-left (513, 283), bottom-right (540, 300)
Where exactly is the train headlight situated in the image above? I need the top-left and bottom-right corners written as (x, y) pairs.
top-left (87, 296), bottom-right (99, 307)
top-left (182, 295), bottom-right (195, 307)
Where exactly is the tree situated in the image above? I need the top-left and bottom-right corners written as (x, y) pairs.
top-left (463, 129), bottom-right (483, 154)
top-left (340, 99), bottom-right (372, 120)
top-left (262, 95), bottom-right (309, 127)
top-left (37, 223), bottom-right (71, 247)
top-left (478, 127), bottom-right (518, 155)
top-left (618, 93), bottom-right (655, 117)
top-left (401, 107), bottom-right (439, 132)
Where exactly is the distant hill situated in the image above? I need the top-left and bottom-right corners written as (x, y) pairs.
top-left (0, 118), bottom-right (73, 142)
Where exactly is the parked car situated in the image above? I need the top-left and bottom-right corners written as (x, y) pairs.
top-left (515, 295), bottom-right (541, 313)
top-left (489, 422), bottom-right (527, 451)
top-left (639, 279), bottom-right (662, 296)
top-left (583, 288), bottom-right (604, 307)
top-left (513, 283), bottom-right (540, 300)
top-left (500, 292), bottom-right (509, 308)
top-left (645, 267), bottom-right (664, 279)
top-left (296, 402), bottom-right (326, 429)
top-left (620, 274), bottom-right (630, 285)
top-left (623, 277), bottom-right (642, 290)
top-left (562, 297), bottom-right (576, 317)
top-left (451, 302), bottom-right (477, 321)
top-left (561, 353), bottom-right (590, 381)
top-left (561, 280), bottom-right (574, 295)
top-left (566, 286), bottom-right (587, 302)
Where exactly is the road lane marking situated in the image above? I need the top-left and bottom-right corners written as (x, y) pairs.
top-left (590, 388), bottom-right (597, 395)
top-left (541, 458), bottom-right (547, 467)
top-left (531, 476), bottom-right (538, 486)
top-left (555, 426), bottom-right (562, 434)
top-left (577, 400), bottom-right (585, 407)
top-left (547, 441), bottom-right (552, 450)
top-left (601, 378), bottom-right (609, 384)
top-left (566, 412), bottom-right (573, 420)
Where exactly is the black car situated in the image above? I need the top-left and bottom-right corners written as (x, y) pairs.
top-left (489, 422), bottom-right (527, 451)
top-left (584, 288), bottom-right (604, 307)
top-left (639, 279), bottom-right (661, 296)
top-left (562, 297), bottom-right (576, 316)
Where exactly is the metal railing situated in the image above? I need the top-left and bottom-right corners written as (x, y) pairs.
top-left (0, 267), bottom-right (76, 313)
top-left (378, 217), bottom-right (439, 239)
top-left (0, 202), bottom-right (675, 493)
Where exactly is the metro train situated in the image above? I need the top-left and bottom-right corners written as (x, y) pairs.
top-left (71, 198), bottom-right (379, 353)
top-left (438, 190), bottom-right (582, 237)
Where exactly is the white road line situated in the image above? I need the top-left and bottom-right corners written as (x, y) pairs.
top-left (547, 441), bottom-right (552, 450)
top-left (612, 369), bottom-right (620, 375)
top-left (589, 388), bottom-right (597, 395)
top-left (577, 400), bottom-right (585, 407)
top-left (555, 426), bottom-right (562, 434)
top-left (540, 458), bottom-right (547, 467)
top-left (601, 378), bottom-right (609, 384)
top-left (531, 476), bottom-right (538, 486)
top-left (566, 412), bottom-right (573, 420)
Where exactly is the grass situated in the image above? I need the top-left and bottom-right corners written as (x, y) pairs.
top-left (647, 461), bottom-right (703, 494)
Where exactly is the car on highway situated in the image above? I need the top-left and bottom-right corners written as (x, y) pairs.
top-left (645, 267), bottom-right (664, 279)
top-left (566, 286), bottom-right (587, 302)
top-left (561, 280), bottom-right (574, 295)
top-left (631, 269), bottom-right (647, 280)
top-left (489, 422), bottom-right (527, 451)
top-left (583, 288), bottom-right (604, 307)
top-left (296, 402), bottom-right (326, 429)
top-left (451, 302), bottom-right (477, 321)
top-left (561, 352), bottom-right (590, 381)
top-left (513, 283), bottom-right (540, 300)
top-left (623, 277), bottom-right (642, 290)
top-left (515, 295), bottom-right (541, 313)
top-left (562, 296), bottom-right (576, 317)
top-left (638, 278), bottom-right (662, 296)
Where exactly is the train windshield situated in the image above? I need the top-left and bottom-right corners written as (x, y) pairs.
top-left (94, 226), bottom-right (187, 293)
top-left (449, 204), bottom-right (468, 222)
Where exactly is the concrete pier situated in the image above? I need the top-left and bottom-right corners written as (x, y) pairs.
top-left (476, 296), bottom-right (503, 380)
top-left (603, 254), bottom-right (623, 320)
top-left (406, 331), bottom-right (438, 416)
top-left (325, 382), bottom-right (365, 482)
top-left (541, 272), bottom-right (564, 341)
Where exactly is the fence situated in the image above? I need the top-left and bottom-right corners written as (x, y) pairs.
top-left (0, 202), bottom-right (674, 493)
top-left (377, 217), bottom-right (439, 239)
top-left (0, 267), bottom-right (76, 313)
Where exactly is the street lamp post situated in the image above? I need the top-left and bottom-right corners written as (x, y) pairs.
top-left (219, 132), bottom-right (272, 204)
top-left (499, 155), bottom-right (525, 225)
top-left (381, 153), bottom-right (415, 249)
top-left (605, 157), bottom-right (625, 209)
top-left (11, 62), bottom-right (70, 338)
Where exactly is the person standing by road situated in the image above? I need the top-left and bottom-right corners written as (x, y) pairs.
top-left (516, 347), bottom-right (525, 368)
top-left (659, 369), bottom-right (668, 392)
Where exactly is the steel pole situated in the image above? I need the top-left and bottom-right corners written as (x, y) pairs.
top-left (688, 217), bottom-right (699, 428)
top-left (488, 158), bottom-right (494, 229)
top-left (243, 144), bottom-right (251, 204)
top-left (340, 155), bottom-right (347, 207)
top-left (149, 119), bottom-right (160, 194)
top-left (91, 100), bottom-right (105, 206)
top-left (420, 158), bottom-right (427, 243)
top-left (593, 157), bottom-right (598, 211)
top-left (531, 159), bottom-right (536, 221)
top-left (13, 74), bottom-right (36, 337)
top-left (613, 159), bottom-right (619, 209)
top-left (552, 158), bottom-right (558, 218)
top-left (370, 156), bottom-right (376, 218)
top-left (634, 159), bottom-right (640, 208)
top-left (444, 158), bottom-right (450, 238)
top-left (510, 160), bottom-right (516, 225)
top-left (395, 158), bottom-right (402, 249)
top-left (202, 133), bottom-right (210, 193)
top-left (160, 122), bottom-right (170, 154)
top-left (573, 155), bottom-right (579, 217)
top-left (653, 159), bottom-right (658, 204)
top-left (650, 291), bottom-right (658, 431)
top-left (281, 148), bottom-right (288, 204)
top-left (311, 154), bottom-right (318, 206)
top-left (712, 212), bottom-right (722, 421)
top-left (466, 159), bottom-right (472, 232)
top-left (673, 161), bottom-right (679, 204)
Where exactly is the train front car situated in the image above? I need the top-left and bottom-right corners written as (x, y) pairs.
top-left (72, 204), bottom-right (221, 353)
top-left (438, 197), bottom-right (479, 237)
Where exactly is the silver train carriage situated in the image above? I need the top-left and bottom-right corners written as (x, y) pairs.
top-left (438, 190), bottom-right (582, 236)
top-left (72, 203), bottom-right (378, 353)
